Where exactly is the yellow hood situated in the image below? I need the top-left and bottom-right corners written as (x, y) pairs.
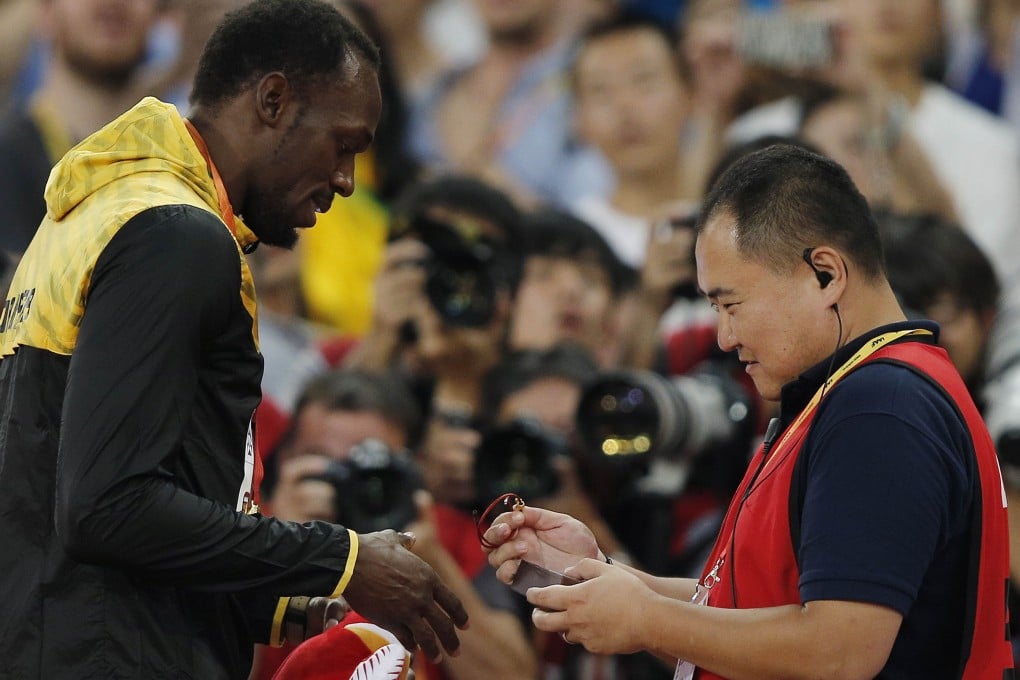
top-left (2, 97), bottom-right (259, 358)
top-left (45, 97), bottom-right (221, 222)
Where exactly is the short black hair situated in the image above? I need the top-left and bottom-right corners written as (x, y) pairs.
top-left (261, 368), bottom-right (421, 496)
top-left (293, 368), bottom-right (421, 440)
top-left (699, 143), bottom-right (885, 280)
top-left (481, 343), bottom-right (600, 422)
top-left (879, 210), bottom-right (1000, 315)
top-left (521, 208), bottom-right (633, 295)
top-left (704, 134), bottom-right (822, 196)
top-left (572, 11), bottom-right (686, 89)
top-left (190, 0), bottom-right (380, 108)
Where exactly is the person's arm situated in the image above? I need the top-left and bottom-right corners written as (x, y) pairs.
top-left (529, 566), bottom-right (900, 680)
top-left (57, 207), bottom-right (352, 591)
top-left (486, 505), bottom-right (898, 678)
top-left (56, 207), bottom-right (467, 657)
top-left (617, 213), bottom-right (697, 371)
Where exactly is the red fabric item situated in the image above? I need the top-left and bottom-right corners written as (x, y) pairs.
top-left (664, 324), bottom-right (717, 377)
top-left (271, 611), bottom-right (410, 680)
top-left (318, 335), bottom-right (361, 367)
top-left (256, 396), bottom-right (291, 462)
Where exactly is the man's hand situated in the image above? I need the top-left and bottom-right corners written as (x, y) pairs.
top-left (529, 558), bottom-right (653, 655)
top-left (482, 505), bottom-right (600, 585)
top-left (343, 529), bottom-right (469, 662)
top-left (372, 238), bottom-right (429, 335)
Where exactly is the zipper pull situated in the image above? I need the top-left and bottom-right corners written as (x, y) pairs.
top-left (703, 555), bottom-right (725, 590)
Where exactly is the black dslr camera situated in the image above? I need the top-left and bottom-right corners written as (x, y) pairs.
top-left (398, 215), bottom-right (516, 328)
top-left (473, 418), bottom-right (568, 504)
top-left (316, 439), bottom-right (424, 533)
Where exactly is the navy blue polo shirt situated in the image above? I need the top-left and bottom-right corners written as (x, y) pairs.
top-left (779, 320), bottom-right (975, 677)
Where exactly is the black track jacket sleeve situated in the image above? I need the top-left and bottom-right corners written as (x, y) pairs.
top-left (55, 206), bottom-right (354, 596)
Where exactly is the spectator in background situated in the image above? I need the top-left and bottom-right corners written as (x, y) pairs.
top-left (144, 0), bottom-right (250, 110)
top-left (879, 212), bottom-right (1000, 399)
top-left (0, 0), bottom-right (163, 253)
top-left (509, 209), bottom-right (632, 368)
top-left (0, 0), bottom-right (38, 105)
top-left (407, 0), bottom-right (600, 207)
top-left (799, 85), bottom-right (959, 222)
top-left (569, 13), bottom-right (702, 269)
top-left (727, 0), bottom-right (1020, 326)
top-left (946, 0), bottom-right (1020, 130)
top-left (359, 0), bottom-right (453, 107)
top-left (841, 0), bottom-right (1020, 288)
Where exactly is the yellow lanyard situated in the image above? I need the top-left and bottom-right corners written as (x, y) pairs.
top-left (761, 327), bottom-right (935, 475)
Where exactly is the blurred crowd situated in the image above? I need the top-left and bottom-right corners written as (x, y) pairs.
top-left (3, 0), bottom-right (1020, 677)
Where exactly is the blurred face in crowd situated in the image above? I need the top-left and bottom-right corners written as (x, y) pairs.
top-left (574, 27), bottom-right (689, 179)
top-left (44, 0), bottom-right (160, 86)
top-left (842, 0), bottom-right (940, 68)
top-left (925, 294), bottom-right (994, 384)
top-left (472, 0), bottom-right (557, 43)
top-left (288, 403), bottom-right (408, 461)
top-left (801, 97), bottom-right (876, 203)
top-left (696, 210), bottom-right (838, 401)
top-left (510, 254), bottom-right (615, 358)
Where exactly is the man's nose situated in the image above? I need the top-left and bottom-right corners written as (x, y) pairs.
top-left (331, 164), bottom-right (354, 198)
top-left (716, 313), bottom-right (737, 352)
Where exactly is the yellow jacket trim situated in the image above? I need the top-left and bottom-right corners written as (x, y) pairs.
top-left (330, 529), bottom-right (360, 597)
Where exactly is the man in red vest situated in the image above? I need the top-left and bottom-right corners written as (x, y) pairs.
top-left (482, 144), bottom-right (1013, 679)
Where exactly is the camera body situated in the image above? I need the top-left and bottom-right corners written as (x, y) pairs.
top-left (409, 215), bottom-right (515, 328)
top-left (316, 439), bottom-right (424, 533)
top-left (473, 417), bottom-right (568, 504)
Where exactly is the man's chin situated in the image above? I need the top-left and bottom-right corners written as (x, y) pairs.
top-left (250, 224), bottom-right (300, 250)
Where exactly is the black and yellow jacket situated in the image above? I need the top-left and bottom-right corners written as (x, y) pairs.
top-left (0, 98), bottom-right (357, 679)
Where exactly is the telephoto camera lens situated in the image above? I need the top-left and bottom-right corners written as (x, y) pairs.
top-left (575, 368), bottom-right (752, 465)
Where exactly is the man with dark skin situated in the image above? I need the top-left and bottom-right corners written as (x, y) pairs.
top-left (0, 2), bottom-right (467, 678)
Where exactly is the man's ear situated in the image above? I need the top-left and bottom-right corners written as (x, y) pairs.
top-left (254, 72), bottom-right (293, 128)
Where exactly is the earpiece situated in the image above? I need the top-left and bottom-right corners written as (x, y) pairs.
top-left (802, 247), bottom-right (833, 288)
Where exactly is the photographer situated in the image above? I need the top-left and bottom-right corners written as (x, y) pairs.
top-left (266, 369), bottom-right (422, 527)
top-left (509, 208), bottom-right (633, 368)
top-left (344, 176), bottom-right (538, 680)
top-left (263, 367), bottom-right (535, 680)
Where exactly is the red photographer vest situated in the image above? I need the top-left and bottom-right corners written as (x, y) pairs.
top-left (692, 337), bottom-right (1012, 680)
